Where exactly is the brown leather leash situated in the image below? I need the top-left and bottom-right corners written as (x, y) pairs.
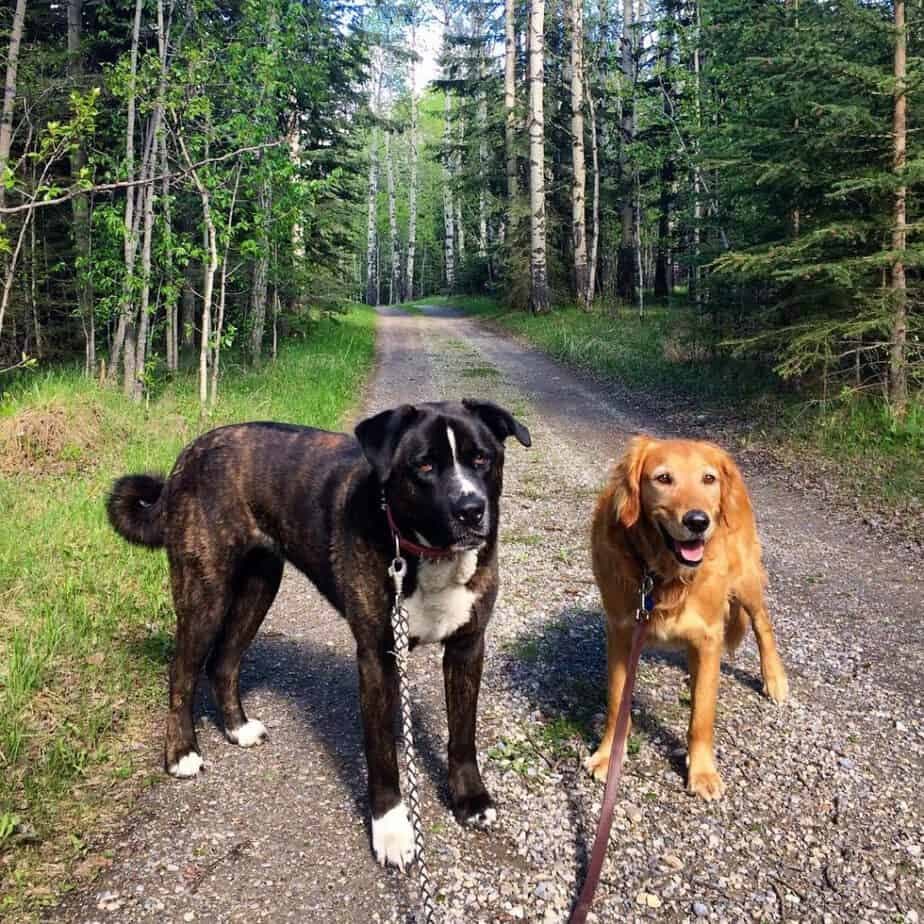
top-left (569, 608), bottom-right (652, 924)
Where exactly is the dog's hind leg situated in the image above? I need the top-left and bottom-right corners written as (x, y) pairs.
top-left (165, 554), bottom-right (231, 778)
top-left (208, 547), bottom-right (284, 748)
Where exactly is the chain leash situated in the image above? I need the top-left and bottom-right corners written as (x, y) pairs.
top-left (388, 552), bottom-right (439, 924)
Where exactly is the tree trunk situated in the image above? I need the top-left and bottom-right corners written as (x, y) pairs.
top-left (109, 0), bottom-right (144, 393)
top-left (365, 50), bottom-right (381, 306)
top-left (616, 0), bottom-right (636, 303)
top-left (162, 133), bottom-right (178, 372)
top-left (249, 172), bottom-right (270, 363)
top-left (405, 23), bottom-right (419, 302)
top-left (442, 87), bottom-right (456, 290)
top-left (455, 116), bottom-right (466, 266)
top-left (528, 0), bottom-right (550, 313)
top-left (654, 1), bottom-right (675, 299)
top-left (0, 0), bottom-right (27, 215)
top-left (175, 132), bottom-right (217, 409)
top-left (67, 0), bottom-right (95, 376)
top-left (385, 131), bottom-right (399, 305)
top-left (889, 0), bottom-right (908, 419)
top-left (505, 0), bottom-right (517, 206)
top-left (586, 82), bottom-right (600, 308)
top-left (570, 0), bottom-right (588, 306)
top-left (691, 0), bottom-right (703, 311)
top-left (476, 8), bottom-right (488, 259)
top-left (210, 163), bottom-right (241, 406)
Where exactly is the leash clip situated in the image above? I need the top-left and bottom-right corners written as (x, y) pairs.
top-left (388, 554), bottom-right (407, 600)
top-left (636, 572), bottom-right (655, 622)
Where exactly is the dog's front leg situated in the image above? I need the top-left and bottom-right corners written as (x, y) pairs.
top-left (686, 637), bottom-right (725, 799)
top-left (356, 640), bottom-right (414, 870)
top-left (443, 630), bottom-right (496, 827)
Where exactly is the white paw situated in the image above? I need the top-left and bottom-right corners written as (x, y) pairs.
top-left (469, 806), bottom-right (496, 828)
top-left (372, 802), bottom-right (416, 871)
top-left (226, 719), bottom-right (268, 748)
top-left (168, 751), bottom-right (203, 778)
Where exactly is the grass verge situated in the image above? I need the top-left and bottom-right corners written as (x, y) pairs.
top-left (0, 306), bottom-right (376, 917)
top-left (436, 295), bottom-right (923, 510)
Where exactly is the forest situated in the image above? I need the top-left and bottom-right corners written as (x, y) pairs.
top-left (1, 2), bottom-right (922, 917)
top-left (0, 0), bottom-right (921, 419)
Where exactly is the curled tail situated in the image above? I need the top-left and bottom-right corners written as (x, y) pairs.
top-left (107, 474), bottom-right (166, 548)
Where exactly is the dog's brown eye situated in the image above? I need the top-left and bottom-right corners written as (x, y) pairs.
top-left (417, 460), bottom-right (434, 474)
top-left (703, 473), bottom-right (716, 484)
top-left (472, 454), bottom-right (489, 468)
top-left (655, 473), bottom-right (673, 485)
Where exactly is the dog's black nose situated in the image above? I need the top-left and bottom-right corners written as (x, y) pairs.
top-left (453, 494), bottom-right (486, 527)
top-left (682, 509), bottom-right (710, 534)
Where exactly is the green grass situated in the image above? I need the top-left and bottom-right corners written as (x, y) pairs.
top-left (445, 295), bottom-right (923, 508)
top-left (0, 306), bottom-right (376, 916)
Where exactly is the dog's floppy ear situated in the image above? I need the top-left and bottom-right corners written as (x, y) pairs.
top-left (614, 435), bottom-right (652, 528)
top-left (462, 399), bottom-right (531, 447)
top-left (717, 447), bottom-right (750, 528)
top-left (355, 404), bottom-right (419, 482)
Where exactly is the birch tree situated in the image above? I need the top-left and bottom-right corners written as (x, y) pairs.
top-left (570, 0), bottom-right (589, 306)
top-left (527, 0), bottom-right (549, 313)
top-left (405, 22), bottom-right (419, 301)
top-left (889, 0), bottom-right (908, 419)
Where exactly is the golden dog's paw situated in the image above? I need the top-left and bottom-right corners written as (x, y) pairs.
top-left (763, 670), bottom-right (790, 704)
top-left (583, 748), bottom-right (613, 783)
top-left (687, 768), bottom-right (726, 800)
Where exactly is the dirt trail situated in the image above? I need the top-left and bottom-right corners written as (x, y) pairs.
top-left (55, 306), bottom-right (922, 924)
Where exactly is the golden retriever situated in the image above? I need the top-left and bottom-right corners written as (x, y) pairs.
top-left (585, 436), bottom-right (789, 799)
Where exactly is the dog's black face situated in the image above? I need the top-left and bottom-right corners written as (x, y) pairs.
top-left (356, 400), bottom-right (531, 551)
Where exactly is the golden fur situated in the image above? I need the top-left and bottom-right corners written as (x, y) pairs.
top-left (586, 436), bottom-right (789, 799)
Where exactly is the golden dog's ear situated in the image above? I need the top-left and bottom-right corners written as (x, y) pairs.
top-left (615, 435), bottom-right (653, 528)
top-left (718, 448), bottom-right (749, 528)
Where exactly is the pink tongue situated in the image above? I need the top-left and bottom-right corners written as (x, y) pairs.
top-left (678, 540), bottom-right (705, 563)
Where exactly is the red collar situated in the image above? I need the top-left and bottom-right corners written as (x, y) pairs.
top-left (384, 503), bottom-right (455, 561)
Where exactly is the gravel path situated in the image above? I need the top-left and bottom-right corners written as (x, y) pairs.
top-left (55, 306), bottom-right (923, 924)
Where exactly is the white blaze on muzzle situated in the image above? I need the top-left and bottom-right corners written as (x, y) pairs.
top-left (446, 424), bottom-right (484, 502)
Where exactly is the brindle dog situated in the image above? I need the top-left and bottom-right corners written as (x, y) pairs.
top-left (107, 400), bottom-right (530, 869)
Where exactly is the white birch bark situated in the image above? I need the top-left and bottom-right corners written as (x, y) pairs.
top-left (586, 82), bottom-right (599, 307)
top-left (570, 0), bottom-right (588, 305)
top-left (442, 88), bottom-right (456, 290)
top-left (0, 0), bottom-right (27, 215)
top-left (504, 0), bottom-right (517, 206)
top-left (385, 130), bottom-right (399, 305)
top-left (890, 0), bottom-right (908, 417)
top-left (528, 0), bottom-right (550, 313)
top-left (365, 49), bottom-right (382, 305)
top-left (405, 22), bottom-right (419, 301)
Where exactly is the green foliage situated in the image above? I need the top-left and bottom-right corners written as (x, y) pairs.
top-left (0, 306), bottom-right (375, 916)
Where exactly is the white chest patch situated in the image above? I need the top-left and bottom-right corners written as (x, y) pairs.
top-left (405, 550), bottom-right (479, 644)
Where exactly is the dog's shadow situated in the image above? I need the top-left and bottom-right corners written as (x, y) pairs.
top-left (501, 603), bottom-right (767, 891)
top-left (176, 626), bottom-right (452, 826)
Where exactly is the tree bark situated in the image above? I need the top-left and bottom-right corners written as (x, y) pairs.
top-left (0, 0), bottom-right (27, 215)
top-left (442, 87), bottom-right (456, 290)
top-left (504, 0), bottom-right (517, 206)
top-left (616, 0), bottom-right (637, 303)
top-left (249, 172), bottom-right (270, 363)
top-left (109, 0), bottom-right (144, 394)
top-left (528, 0), bottom-right (550, 313)
top-left (385, 131), bottom-right (399, 305)
top-left (365, 49), bottom-right (382, 305)
top-left (210, 162), bottom-right (240, 406)
top-left (570, 0), bottom-right (589, 306)
top-left (654, 0), bottom-right (675, 299)
top-left (67, 0), bottom-right (96, 376)
top-left (175, 132), bottom-right (217, 409)
top-left (475, 7), bottom-right (488, 259)
top-left (586, 82), bottom-right (600, 308)
top-left (455, 115), bottom-right (466, 266)
top-left (405, 23), bottom-right (419, 301)
top-left (889, 0), bottom-right (908, 419)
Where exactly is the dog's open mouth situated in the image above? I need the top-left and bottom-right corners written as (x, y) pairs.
top-left (659, 525), bottom-right (706, 566)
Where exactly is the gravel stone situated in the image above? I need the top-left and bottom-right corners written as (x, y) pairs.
top-left (51, 306), bottom-right (924, 923)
